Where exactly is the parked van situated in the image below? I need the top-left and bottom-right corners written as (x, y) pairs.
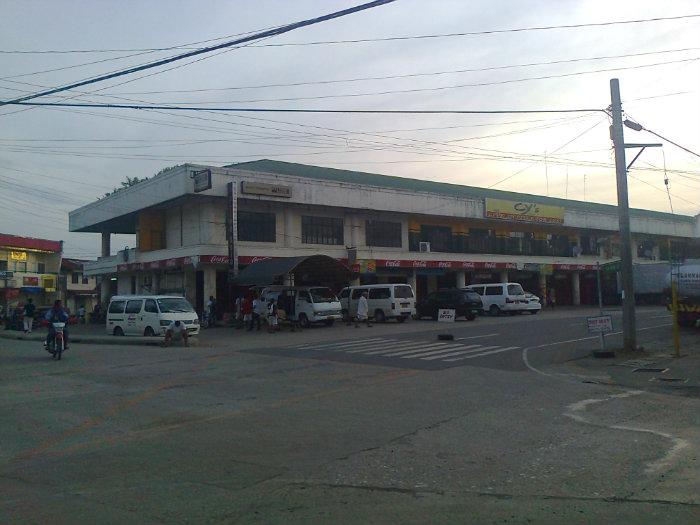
top-left (464, 283), bottom-right (528, 316)
top-left (260, 286), bottom-right (342, 328)
top-left (106, 295), bottom-right (200, 336)
top-left (339, 284), bottom-right (416, 322)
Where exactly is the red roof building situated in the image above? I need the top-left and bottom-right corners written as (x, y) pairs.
top-left (0, 233), bottom-right (62, 253)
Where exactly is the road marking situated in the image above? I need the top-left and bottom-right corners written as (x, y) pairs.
top-left (443, 346), bottom-right (517, 362)
top-left (346, 340), bottom-right (433, 355)
top-left (365, 342), bottom-right (455, 357)
top-left (456, 333), bottom-right (499, 341)
top-left (419, 345), bottom-right (490, 360)
top-left (400, 344), bottom-right (484, 359)
top-left (297, 338), bottom-right (388, 350)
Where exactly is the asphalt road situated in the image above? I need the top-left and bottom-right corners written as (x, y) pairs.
top-left (1, 307), bottom-right (698, 524)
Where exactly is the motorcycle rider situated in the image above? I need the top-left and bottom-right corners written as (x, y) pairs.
top-left (44, 300), bottom-right (70, 350)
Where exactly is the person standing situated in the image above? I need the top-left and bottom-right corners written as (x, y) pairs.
top-left (23, 298), bottom-right (36, 334)
top-left (267, 299), bottom-right (278, 333)
top-left (77, 305), bottom-right (86, 324)
top-left (206, 295), bottom-right (217, 327)
top-left (250, 295), bottom-right (263, 331)
top-left (242, 296), bottom-right (253, 331)
top-left (547, 288), bottom-right (556, 308)
top-left (355, 291), bottom-right (372, 328)
top-left (234, 295), bottom-right (243, 328)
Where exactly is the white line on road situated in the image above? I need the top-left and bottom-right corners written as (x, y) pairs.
top-left (456, 333), bottom-right (499, 341)
top-left (444, 346), bottom-right (519, 362)
top-left (365, 342), bottom-right (455, 357)
top-left (403, 344), bottom-right (485, 360)
top-left (420, 345), bottom-right (495, 360)
top-left (348, 341), bottom-right (439, 355)
top-left (297, 338), bottom-right (388, 350)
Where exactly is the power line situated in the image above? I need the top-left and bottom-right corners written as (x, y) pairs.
top-left (4, 13), bottom-right (699, 54)
top-left (96, 47), bottom-right (700, 95)
top-left (0, 0), bottom-right (396, 107)
top-left (245, 13), bottom-right (700, 47)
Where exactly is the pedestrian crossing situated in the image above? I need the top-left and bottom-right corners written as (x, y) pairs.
top-left (290, 337), bottom-right (519, 366)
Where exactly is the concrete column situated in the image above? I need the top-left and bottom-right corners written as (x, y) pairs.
top-left (455, 271), bottom-right (466, 288)
top-left (499, 270), bottom-right (509, 283)
top-left (427, 275), bottom-right (438, 294)
top-left (350, 276), bottom-right (361, 286)
top-left (538, 272), bottom-right (547, 303)
top-left (101, 232), bottom-right (111, 257)
top-left (100, 277), bottom-right (111, 305)
top-left (203, 266), bottom-right (217, 302)
top-left (283, 208), bottom-right (293, 248)
top-left (349, 214), bottom-right (358, 247)
top-left (571, 271), bottom-right (581, 306)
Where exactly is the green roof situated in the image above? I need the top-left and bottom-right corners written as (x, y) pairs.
top-left (227, 159), bottom-right (695, 224)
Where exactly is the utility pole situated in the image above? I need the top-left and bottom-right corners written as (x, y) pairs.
top-left (609, 78), bottom-right (637, 352)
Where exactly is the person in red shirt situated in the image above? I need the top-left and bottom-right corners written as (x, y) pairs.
top-left (241, 296), bottom-right (254, 330)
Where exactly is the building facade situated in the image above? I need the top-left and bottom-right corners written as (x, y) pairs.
top-left (69, 160), bottom-right (700, 314)
top-left (0, 233), bottom-right (62, 313)
top-left (61, 258), bottom-right (98, 315)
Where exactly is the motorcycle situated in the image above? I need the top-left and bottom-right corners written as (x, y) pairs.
top-left (45, 322), bottom-right (66, 360)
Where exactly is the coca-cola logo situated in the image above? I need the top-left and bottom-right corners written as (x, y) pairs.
top-left (462, 262), bottom-right (475, 268)
top-left (437, 261), bottom-right (452, 268)
top-left (251, 256), bottom-right (270, 264)
top-left (208, 256), bottom-right (228, 264)
top-left (385, 260), bottom-right (401, 267)
top-left (165, 258), bottom-right (177, 267)
top-left (484, 262), bottom-right (496, 269)
top-left (412, 260), bottom-right (427, 268)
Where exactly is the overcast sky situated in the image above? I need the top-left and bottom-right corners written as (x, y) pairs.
top-left (1, 0), bottom-right (699, 258)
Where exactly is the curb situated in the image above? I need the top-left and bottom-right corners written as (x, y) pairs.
top-left (0, 332), bottom-right (199, 347)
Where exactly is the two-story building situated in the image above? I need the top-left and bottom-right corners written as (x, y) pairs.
top-left (0, 233), bottom-right (62, 312)
top-left (69, 160), bottom-right (700, 314)
top-left (60, 258), bottom-right (98, 315)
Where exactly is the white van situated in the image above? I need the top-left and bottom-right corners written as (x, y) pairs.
top-left (106, 295), bottom-right (200, 336)
top-left (464, 283), bottom-right (528, 316)
top-left (339, 284), bottom-right (416, 323)
top-left (260, 286), bottom-right (342, 328)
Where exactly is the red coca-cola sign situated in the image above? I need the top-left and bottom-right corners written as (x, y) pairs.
top-left (385, 260), bottom-right (401, 268)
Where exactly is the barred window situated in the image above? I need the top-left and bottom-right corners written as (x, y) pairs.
top-left (301, 216), bottom-right (344, 245)
top-left (365, 220), bottom-right (402, 247)
top-left (237, 211), bottom-right (276, 242)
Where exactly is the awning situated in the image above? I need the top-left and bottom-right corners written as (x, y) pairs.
top-left (20, 286), bottom-right (44, 294)
top-left (231, 255), bottom-right (350, 286)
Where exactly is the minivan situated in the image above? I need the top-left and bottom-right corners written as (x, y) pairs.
top-left (339, 284), bottom-right (416, 323)
top-left (260, 286), bottom-right (343, 328)
top-left (106, 295), bottom-right (200, 336)
top-left (464, 283), bottom-right (528, 316)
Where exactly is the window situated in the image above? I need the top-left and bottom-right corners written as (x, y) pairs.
top-left (507, 284), bottom-right (524, 295)
top-left (108, 301), bottom-right (126, 314)
top-left (37, 262), bottom-right (45, 273)
top-left (339, 289), bottom-right (350, 299)
top-left (302, 216), bottom-right (343, 245)
top-left (309, 288), bottom-right (337, 303)
top-left (14, 261), bottom-right (27, 272)
top-left (485, 286), bottom-right (502, 296)
top-left (469, 286), bottom-right (485, 296)
top-left (144, 299), bottom-right (158, 313)
top-left (351, 289), bottom-right (364, 300)
top-left (297, 291), bottom-right (311, 303)
top-left (72, 273), bottom-right (80, 284)
top-left (82, 276), bottom-right (89, 284)
top-left (420, 225), bottom-right (452, 252)
top-left (238, 211), bottom-right (276, 242)
top-left (394, 285), bottom-right (414, 299)
top-left (368, 287), bottom-right (391, 299)
top-left (156, 298), bottom-right (194, 313)
top-left (0, 260), bottom-right (7, 271)
top-left (125, 300), bottom-right (143, 314)
top-left (365, 220), bottom-right (402, 247)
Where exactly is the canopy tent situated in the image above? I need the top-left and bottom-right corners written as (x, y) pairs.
top-left (231, 255), bottom-right (350, 288)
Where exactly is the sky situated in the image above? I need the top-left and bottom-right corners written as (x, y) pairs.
top-left (1, 0), bottom-right (699, 258)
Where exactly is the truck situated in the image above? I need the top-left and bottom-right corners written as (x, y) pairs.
top-left (665, 263), bottom-right (700, 327)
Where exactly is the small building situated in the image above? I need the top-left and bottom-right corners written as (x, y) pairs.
top-left (0, 233), bottom-right (62, 312)
top-left (61, 258), bottom-right (99, 315)
top-left (69, 160), bottom-right (700, 314)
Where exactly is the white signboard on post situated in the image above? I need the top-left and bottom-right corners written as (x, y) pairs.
top-left (587, 315), bottom-right (613, 334)
top-left (438, 309), bottom-right (456, 323)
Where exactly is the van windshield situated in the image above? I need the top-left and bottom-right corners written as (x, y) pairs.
top-left (394, 285), bottom-right (414, 298)
top-left (157, 298), bottom-right (195, 313)
top-left (507, 284), bottom-right (525, 295)
top-left (309, 288), bottom-right (337, 303)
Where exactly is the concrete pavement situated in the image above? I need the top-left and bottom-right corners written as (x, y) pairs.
top-left (1, 307), bottom-right (698, 523)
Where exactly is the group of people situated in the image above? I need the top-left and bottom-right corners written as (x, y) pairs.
top-left (239, 292), bottom-right (300, 333)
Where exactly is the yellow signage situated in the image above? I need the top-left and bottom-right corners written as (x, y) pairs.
top-left (42, 276), bottom-right (56, 292)
top-left (485, 198), bottom-right (564, 224)
top-left (10, 251), bottom-right (27, 261)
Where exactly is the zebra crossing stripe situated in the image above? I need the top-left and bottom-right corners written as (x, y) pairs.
top-left (417, 345), bottom-right (487, 360)
top-left (366, 342), bottom-right (455, 357)
top-left (296, 338), bottom-right (388, 350)
top-left (346, 341), bottom-right (433, 355)
top-left (444, 346), bottom-right (519, 362)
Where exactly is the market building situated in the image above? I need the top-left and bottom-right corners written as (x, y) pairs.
top-left (69, 160), bottom-right (700, 315)
top-left (0, 233), bottom-right (62, 313)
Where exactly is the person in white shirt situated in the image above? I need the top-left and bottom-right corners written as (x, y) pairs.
top-left (163, 320), bottom-right (189, 347)
top-left (355, 291), bottom-right (372, 328)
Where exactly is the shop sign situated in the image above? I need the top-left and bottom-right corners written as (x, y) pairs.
top-left (42, 275), bottom-right (56, 292)
top-left (23, 276), bottom-right (39, 286)
top-left (540, 264), bottom-right (554, 276)
top-left (587, 315), bottom-right (613, 334)
top-left (484, 198), bottom-right (565, 224)
top-left (438, 309), bottom-right (456, 323)
top-left (359, 259), bottom-right (376, 273)
top-left (192, 169), bottom-right (212, 193)
top-left (10, 251), bottom-right (27, 261)
top-left (0, 271), bottom-right (13, 279)
top-left (241, 181), bottom-right (292, 198)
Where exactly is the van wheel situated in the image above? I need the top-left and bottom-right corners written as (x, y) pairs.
top-left (466, 312), bottom-right (476, 321)
top-left (374, 310), bottom-right (386, 323)
top-left (396, 316), bottom-right (406, 323)
top-left (298, 313), bottom-right (310, 329)
top-left (113, 326), bottom-right (124, 336)
top-left (144, 326), bottom-right (155, 337)
top-left (489, 305), bottom-right (500, 316)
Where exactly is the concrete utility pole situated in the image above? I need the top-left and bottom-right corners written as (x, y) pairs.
top-left (609, 78), bottom-right (637, 352)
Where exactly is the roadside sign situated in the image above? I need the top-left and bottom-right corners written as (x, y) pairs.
top-left (438, 309), bottom-right (456, 323)
top-left (587, 315), bottom-right (613, 334)
top-left (0, 271), bottom-right (13, 279)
